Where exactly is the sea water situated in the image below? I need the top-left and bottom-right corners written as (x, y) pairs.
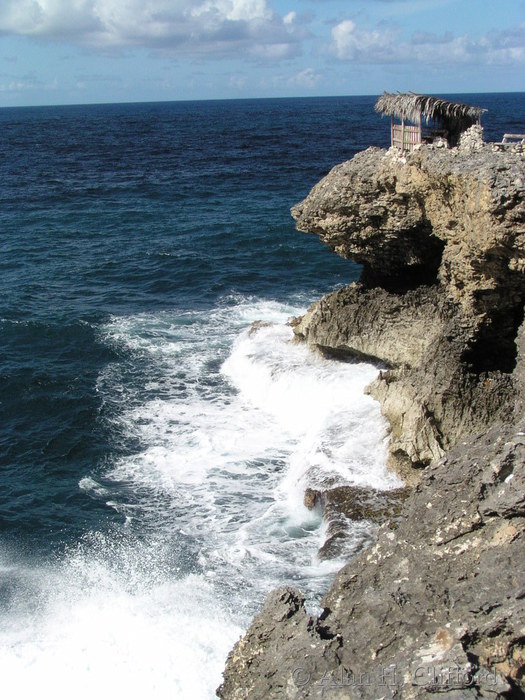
top-left (0, 94), bottom-right (522, 698)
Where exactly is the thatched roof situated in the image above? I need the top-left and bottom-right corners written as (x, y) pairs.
top-left (375, 92), bottom-right (486, 131)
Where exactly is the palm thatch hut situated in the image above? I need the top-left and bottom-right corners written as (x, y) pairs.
top-left (375, 92), bottom-right (487, 151)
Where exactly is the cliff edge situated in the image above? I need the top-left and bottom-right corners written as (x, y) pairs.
top-left (292, 144), bottom-right (524, 472)
top-left (219, 142), bottom-right (525, 699)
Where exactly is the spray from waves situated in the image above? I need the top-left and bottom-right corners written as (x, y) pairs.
top-left (0, 295), bottom-right (402, 699)
top-left (0, 536), bottom-right (242, 700)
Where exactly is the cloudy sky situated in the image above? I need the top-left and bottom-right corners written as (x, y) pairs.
top-left (0, 0), bottom-right (523, 106)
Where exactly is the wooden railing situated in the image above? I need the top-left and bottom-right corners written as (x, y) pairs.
top-left (391, 123), bottom-right (421, 152)
top-left (493, 133), bottom-right (525, 150)
top-left (501, 133), bottom-right (525, 145)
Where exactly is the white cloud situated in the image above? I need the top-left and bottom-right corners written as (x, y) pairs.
top-left (191, 0), bottom-right (270, 22)
top-left (0, 71), bottom-right (57, 92)
top-left (330, 19), bottom-right (525, 66)
top-left (0, 0), bottom-right (301, 59)
top-left (331, 20), bottom-right (398, 61)
top-left (266, 66), bottom-right (321, 91)
top-left (250, 42), bottom-right (296, 59)
top-left (411, 30), bottom-right (454, 45)
top-left (290, 67), bottom-right (321, 87)
top-left (228, 73), bottom-right (247, 89)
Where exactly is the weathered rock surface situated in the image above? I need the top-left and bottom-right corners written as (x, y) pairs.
top-left (291, 146), bottom-right (524, 305)
top-left (219, 418), bottom-right (525, 699)
top-left (304, 485), bottom-right (409, 560)
top-left (219, 145), bottom-right (525, 699)
top-left (292, 146), bottom-right (524, 469)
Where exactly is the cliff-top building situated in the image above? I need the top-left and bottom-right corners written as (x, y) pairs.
top-left (375, 92), bottom-right (487, 152)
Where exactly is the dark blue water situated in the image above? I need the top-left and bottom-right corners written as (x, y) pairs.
top-left (0, 93), bottom-right (522, 697)
top-left (1, 96), bottom-right (389, 551)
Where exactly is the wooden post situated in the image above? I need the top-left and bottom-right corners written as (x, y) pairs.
top-left (391, 116), bottom-right (394, 148)
top-left (401, 117), bottom-right (405, 153)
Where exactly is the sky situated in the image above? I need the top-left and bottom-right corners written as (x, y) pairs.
top-left (0, 0), bottom-right (523, 106)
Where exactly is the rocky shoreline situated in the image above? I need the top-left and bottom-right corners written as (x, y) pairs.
top-left (219, 138), bottom-right (525, 698)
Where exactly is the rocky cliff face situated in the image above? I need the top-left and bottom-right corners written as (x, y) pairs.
top-left (219, 419), bottom-right (525, 699)
top-left (292, 145), bottom-right (524, 470)
top-left (219, 143), bottom-right (525, 699)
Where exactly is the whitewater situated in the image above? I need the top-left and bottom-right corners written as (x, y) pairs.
top-left (0, 295), bottom-right (400, 699)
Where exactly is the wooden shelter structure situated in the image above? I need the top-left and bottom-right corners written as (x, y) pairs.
top-left (375, 92), bottom-right (487, 152)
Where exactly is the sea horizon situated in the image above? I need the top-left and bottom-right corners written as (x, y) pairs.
top-left (1, 89), bottom-right (524, 111)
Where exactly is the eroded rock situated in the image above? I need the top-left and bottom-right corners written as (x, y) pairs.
top-left (292, 146), bottom-right (524, 468)
top-left (219, 145), bottom-right (525, 699)
top-left (303, 483), bottom-right (409, 560)
top-left (220, 422), bottom-right (525, 699)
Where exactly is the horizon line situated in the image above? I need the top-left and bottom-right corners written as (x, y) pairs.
top-left (1, 89), bottom-right (524, 111)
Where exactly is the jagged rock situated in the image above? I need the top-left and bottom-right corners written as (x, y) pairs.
top-left (303, 484), bottom-right (409, 560)
top-left (292, 146), bottom-right (524, 468)
top-left (291, 147), bottom-right (524, 306)
top-left (220, 421), bottom-right (525, 699)
top-left (458, 124), bottom-right (485, 153)
top-left (293, 283), bottom-right (446, 369)
top-left (320, 484), bottom-right (408, 524)
top-left (303, 487), bottom-right (322, 510)
top-left (304, 484), bottom-right (409, 522)
top-left (219, 145), bottom-right (525, 699)
top-left (217, 588), bottom-right (342, 700)
top-left (248, 320), bottom-right (273, 335)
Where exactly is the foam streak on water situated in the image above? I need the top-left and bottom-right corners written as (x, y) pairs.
top-left (0, 295), bottom-right (401, 699)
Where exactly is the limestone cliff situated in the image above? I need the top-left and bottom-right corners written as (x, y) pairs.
top-left (219, 143), bottom-right (525, 699)
top-left (292, 145), bottom-right (524, 471)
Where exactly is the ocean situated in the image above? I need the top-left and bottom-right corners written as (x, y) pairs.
top-left (0, 93), bottom-right (523, 698)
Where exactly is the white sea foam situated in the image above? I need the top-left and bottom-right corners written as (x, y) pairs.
top-left (78, 476), bottom-right (110, 497)
top-left (0, 296), bottom-right (401, 698)
top-left (0, 539), bottom-right (242, 700)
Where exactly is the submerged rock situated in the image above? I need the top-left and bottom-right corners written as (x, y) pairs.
top-left (248, 320), bottom-right (273, 336)
top-left (304, 484), bottom-right (409, 559)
